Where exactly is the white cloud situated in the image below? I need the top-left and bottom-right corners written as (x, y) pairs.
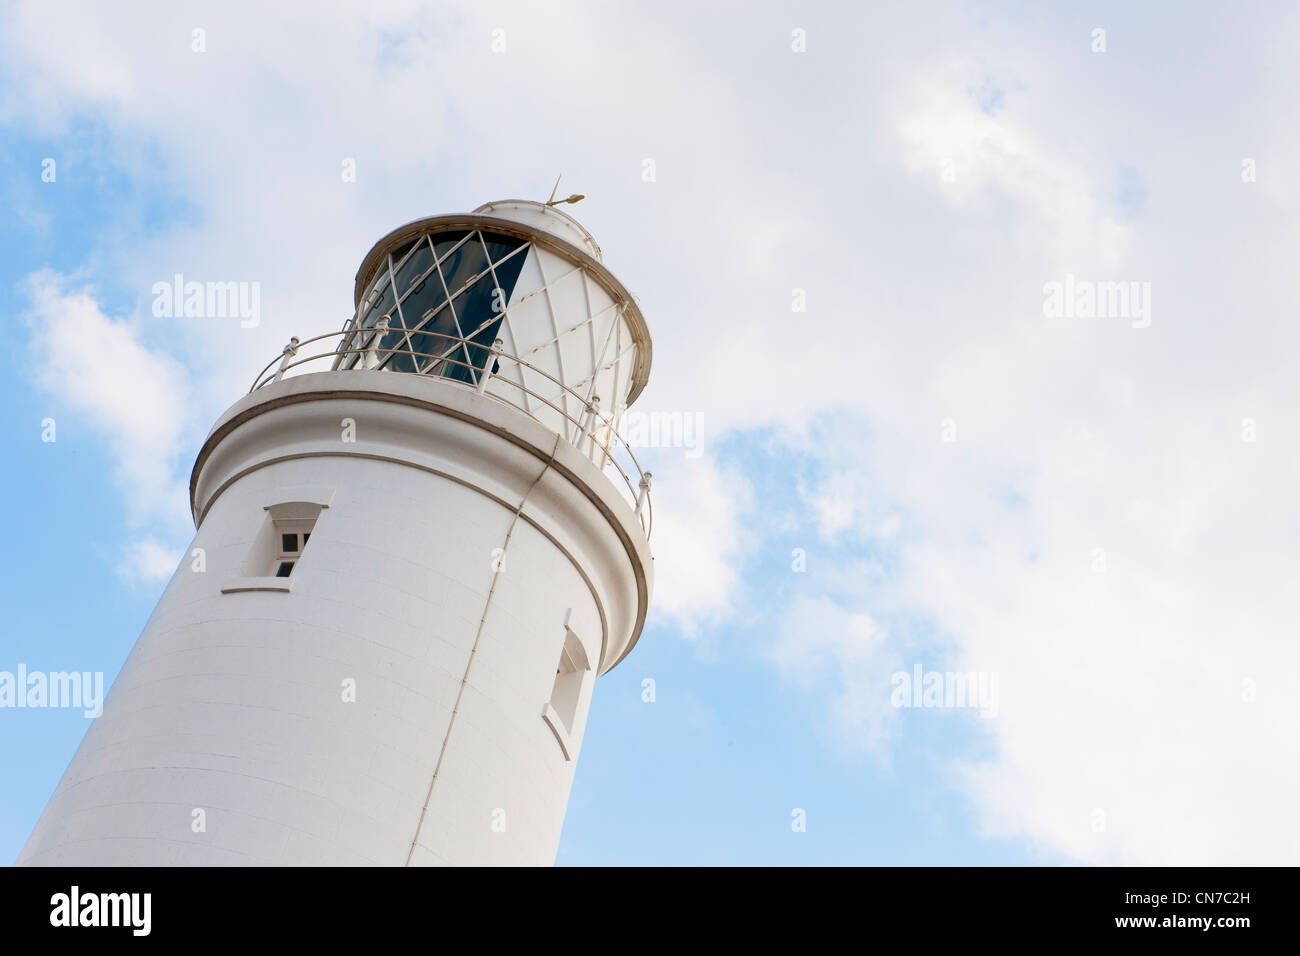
top-left (767, 594), bottom-right (902, 759)
top-left (645, 456), bottom-right (752, 634)
top-left (781, 64), bottom-right (1300, 862)
top-left (117, 536), bottom-right (183, 588)
top-left (22, 270), bottom-right (193, 531)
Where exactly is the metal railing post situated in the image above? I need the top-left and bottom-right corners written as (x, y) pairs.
top-left (364, 316), bottom-right (389, 370)
top-left (273, 337), bottom-right (300, 383)
top-left (581, 396), bottom-right (601, 456)
top-left (635, 471), bottom-right (652, 519)
top-left (477, 338), bottom-right (504, 394)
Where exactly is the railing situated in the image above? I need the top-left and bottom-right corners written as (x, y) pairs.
top-left (248, 328), bottom-right (652, 538)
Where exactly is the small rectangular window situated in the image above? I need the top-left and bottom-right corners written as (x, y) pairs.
top-left (267, 513), bottom-right (320, 578)
top-left (543, 628), bottom-right (593, 762)
top-left (549, 631), bottom-right (590, 735)
top-left (227, 497), bottom-right (330, 593)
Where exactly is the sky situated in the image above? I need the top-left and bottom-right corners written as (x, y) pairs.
top-left (2, 0), bottom-right (1298, 865)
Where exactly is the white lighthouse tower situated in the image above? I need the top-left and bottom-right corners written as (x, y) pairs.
top-left (20, 199), bottom-right (654, 866)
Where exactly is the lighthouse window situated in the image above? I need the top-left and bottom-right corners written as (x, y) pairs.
top-left (432, 232), bottom-right (529, 385)
top-left (225, 498), bottom-right (329, 593)
top-left (542, 626), bottom-right (594, 762)
top-left (397, 274), bottom-right (450, 342)
top-left (431, 230), bottom-right (470, 263)
top-left (549, 629), bottom-right (590, 735)
top-left (268, 516), bottom-right (316, 577)
top-left (342, 228), bottom-right (528, 382)
top-left (393, 237), bottom-right (435, 294)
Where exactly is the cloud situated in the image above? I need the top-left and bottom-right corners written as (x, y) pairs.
top-left (116, 536), bottom-right (183, 588)
top-left (645, 455), bottom-right (752, 634)
top-left (21, 270), bottom-right (193, 531)
top-left (766, 594), bottom-right (902, 759)
top-left (787, 59), bottom-right (1300, 849)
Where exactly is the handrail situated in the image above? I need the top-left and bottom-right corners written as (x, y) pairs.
top-left (247, 327), bottom-right (652, 539)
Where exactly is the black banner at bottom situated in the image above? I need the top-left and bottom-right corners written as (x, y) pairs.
top-left (0, 865), bottom-right (1287, 943)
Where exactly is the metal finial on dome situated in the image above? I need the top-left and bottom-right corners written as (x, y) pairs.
top-left (544, 174), bottom-right (584, 207)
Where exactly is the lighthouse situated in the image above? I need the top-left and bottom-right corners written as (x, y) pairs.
top-left (20, 199), bottom-right (654, 866)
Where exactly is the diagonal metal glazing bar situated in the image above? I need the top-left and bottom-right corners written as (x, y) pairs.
top-left (517, 300), bottom-right (622, 360)
top-left (566, 340), bottom-right (639, 397)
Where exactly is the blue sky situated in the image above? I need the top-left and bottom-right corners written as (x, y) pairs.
top-left (3, 0), bottom-right (1299, 866)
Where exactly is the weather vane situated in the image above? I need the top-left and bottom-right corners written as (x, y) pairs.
top-left (545, 174), bottom-right (584, 206)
